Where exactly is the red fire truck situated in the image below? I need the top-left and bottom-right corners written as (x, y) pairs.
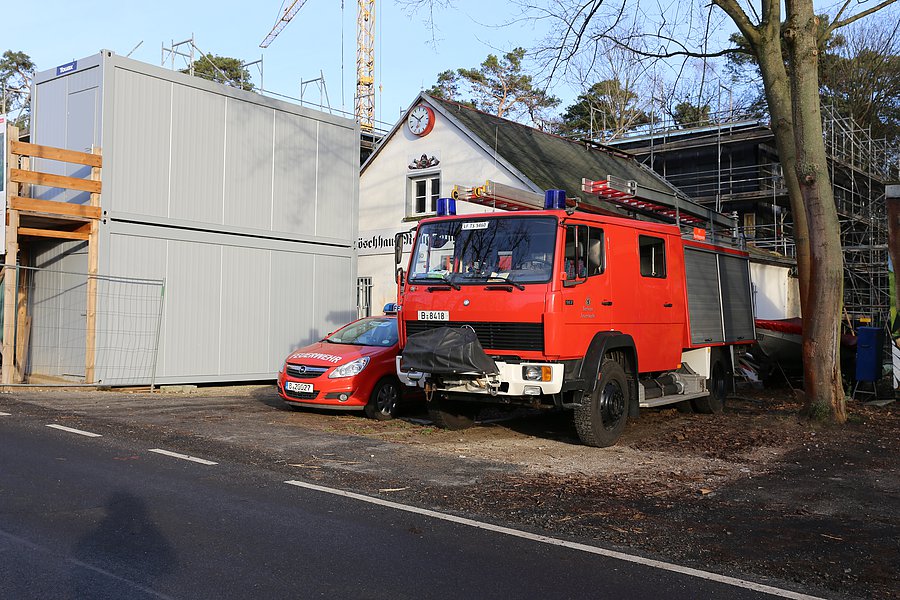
top-left (394, 180), bottom-right (755, 447)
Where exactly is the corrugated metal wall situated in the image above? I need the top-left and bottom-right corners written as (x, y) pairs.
top-left (30, 51), bottom-right (359, 384)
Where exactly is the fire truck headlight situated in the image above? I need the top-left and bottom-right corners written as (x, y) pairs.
top-left (523, 365), bottom-right (551, 381)
top-left (329, 357), bottom-right (370, 378)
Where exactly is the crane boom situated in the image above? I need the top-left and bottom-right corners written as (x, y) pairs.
top-left (260, 0), bottom-right (310, 48)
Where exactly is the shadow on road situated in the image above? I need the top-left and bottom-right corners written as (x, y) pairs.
top-left (70, 490), bottom-right (179, 598)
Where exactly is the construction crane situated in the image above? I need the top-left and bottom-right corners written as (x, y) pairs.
top-left (261, 0), bottom-right (376, 133)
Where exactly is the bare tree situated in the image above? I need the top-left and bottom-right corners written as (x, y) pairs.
top-left (558, 41), bottom-right (660, 139)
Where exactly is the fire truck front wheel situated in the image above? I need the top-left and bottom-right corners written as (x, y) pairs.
top-left (574, 358), bottom-right (629, 447)
top-left (428, 397), bottom-right (479, 430)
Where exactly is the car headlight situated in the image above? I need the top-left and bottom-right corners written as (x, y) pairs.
top-left (329, 357), bottom-right (370, 378)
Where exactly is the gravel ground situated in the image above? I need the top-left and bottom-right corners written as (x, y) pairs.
top-left (2, 384), bottom-right (897, 599)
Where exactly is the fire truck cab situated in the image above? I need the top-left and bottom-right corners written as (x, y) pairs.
top-left (395, 185), bottom-right (755, 447)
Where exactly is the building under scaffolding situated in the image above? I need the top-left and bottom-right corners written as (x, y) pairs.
top-left (608, 106), bottom-right (894, 330)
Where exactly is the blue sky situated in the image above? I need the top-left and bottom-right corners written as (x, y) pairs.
top-left (7, 0), bottom-right (558, 129)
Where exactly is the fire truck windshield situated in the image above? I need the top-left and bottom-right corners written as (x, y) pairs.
top-left (408, 216), bottom-right (557, 286)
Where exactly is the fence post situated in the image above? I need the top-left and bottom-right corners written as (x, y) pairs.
top-left (85, 147), bottom-right (101, 384)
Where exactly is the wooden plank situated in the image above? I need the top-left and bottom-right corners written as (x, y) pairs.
top-left (10, 141), bottom-right (103, 168)
top-left (10, 169), bottom-right (102, 194)
top-left (9, 196), bottom-right (101, 219)
top-left (18, 227), bottom-right (90, 241)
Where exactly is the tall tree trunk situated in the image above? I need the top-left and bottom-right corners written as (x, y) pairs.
top-left (754, 38), bottom-right (812, 317)
top-left (888, 191), bottom-right (900, 329)
top-left (785, 0), bottom-right (846, 422)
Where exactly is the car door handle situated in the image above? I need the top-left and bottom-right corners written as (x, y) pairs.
top-left (663, 302), bottom-right (673, 307)
top-left (601, 301), bottom-right (613, 306)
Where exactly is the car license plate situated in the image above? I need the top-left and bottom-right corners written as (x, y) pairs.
top-left (418, 310), bottom-right (449, 321)
top-left (285, 381), bottom-right (314, 393)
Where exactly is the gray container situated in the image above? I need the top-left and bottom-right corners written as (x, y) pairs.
top-left (29, 51), bottom-right (359, 384)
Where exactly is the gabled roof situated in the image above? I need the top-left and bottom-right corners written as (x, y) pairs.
top-left (362, 92), bottom-right (731, 228)
top-left (426, 94), bottom-right (685, 203)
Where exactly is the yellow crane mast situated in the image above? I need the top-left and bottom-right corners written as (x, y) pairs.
top-left (261, 0), bottom-right (376, 132)
top-left (356, 0), bottom-right (375, 132)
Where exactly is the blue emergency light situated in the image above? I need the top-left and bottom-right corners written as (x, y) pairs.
top-left (436, 197), bottom-right (457, 216)
top-left (544, 189), bottom-right (567, 209)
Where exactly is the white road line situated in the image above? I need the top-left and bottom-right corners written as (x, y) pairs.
top-left (46, 424), bottom-right (102, 438)
top-left (284, 480), bottom-right (825, 600)
top-left (0, 411), bottom-right (11, 416)
top-left (148, 448), bottom-right (218, 465)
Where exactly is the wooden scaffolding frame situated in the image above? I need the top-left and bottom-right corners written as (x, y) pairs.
top-left (2, 124), bottom-right (102, 384)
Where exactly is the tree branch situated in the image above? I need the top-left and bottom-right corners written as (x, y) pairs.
top-left (713, 0), bottom-right (760, 47)
top-left (826, 0), bottom-right (899, 38)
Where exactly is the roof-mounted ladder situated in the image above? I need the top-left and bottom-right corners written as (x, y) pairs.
top-left (451, 177), bottom-right (737, 235)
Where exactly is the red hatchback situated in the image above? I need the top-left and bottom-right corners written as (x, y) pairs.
top-left (277, 313), bottom-right (404, 419)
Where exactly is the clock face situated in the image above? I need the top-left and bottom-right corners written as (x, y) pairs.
top-left (407, 105), bottom-right (435, 136)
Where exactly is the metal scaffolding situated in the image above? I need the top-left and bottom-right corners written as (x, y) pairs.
top-left (610, 106), bottom-right (895, 329)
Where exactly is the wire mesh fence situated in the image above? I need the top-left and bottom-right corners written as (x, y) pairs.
top-left (2, 265), bottom-right (165, 387)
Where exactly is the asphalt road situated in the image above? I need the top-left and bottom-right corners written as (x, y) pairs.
top-left (0, 410), bottom-right (816, 600)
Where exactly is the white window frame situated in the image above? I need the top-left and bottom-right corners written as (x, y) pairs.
top-left (407, 172), bottom-right (441, 218)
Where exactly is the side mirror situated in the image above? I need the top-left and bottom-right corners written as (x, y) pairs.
top-left (394, 232), bottom-right (405, 265)
top-left (396, 267), bottom-right (405, 286)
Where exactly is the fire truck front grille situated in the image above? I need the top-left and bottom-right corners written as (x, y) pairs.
top-left (405, 321), bottom-right (544, 352)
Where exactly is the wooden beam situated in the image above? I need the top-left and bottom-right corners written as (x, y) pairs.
top-left (10, 169), bottom-right (102, 194)
top-left (9, 196), bottom-right (101, 219)
top-left (2, 124), bottom-right (19, 385)
top-left (2, 211), bottom-right (18, 385)
top-left (10, 141), bottom-right (103, 168)
top-left (18, 227), bottom-right (90, 241)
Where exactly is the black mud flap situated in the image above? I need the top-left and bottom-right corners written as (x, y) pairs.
top-left (401, 326), bottom-right (499, 375)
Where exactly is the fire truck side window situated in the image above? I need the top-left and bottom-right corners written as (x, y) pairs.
top-left (587, 228), bottom-right (604, 276)
top-left (564, 225), bottom-right (587, 279)
top-left (566, 226), bottom-right (604, 279)
top-left (639, 235), bottom-right (667, 278)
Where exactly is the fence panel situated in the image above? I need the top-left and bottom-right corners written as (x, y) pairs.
top-left (3, 265), bottom-right (165, 387)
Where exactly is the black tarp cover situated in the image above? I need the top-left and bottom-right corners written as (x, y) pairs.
top-left (401, 326), bottom-right (499, 375)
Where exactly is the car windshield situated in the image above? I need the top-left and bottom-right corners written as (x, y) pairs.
top-left (325, 318), bottom-right (398, 346)
top-left (408, 216), bottom-right (557, 285)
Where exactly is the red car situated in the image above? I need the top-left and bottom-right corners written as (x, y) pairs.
top-left (277, 310), bottom-right (404, 419)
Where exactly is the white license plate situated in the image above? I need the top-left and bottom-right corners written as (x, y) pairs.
top-left (418, 310), bottom-right (449, 321)
top-left (285, 381), bottom-right (314, 393)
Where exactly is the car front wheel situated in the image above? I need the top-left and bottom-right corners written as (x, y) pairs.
top-left (365, 377), bottom-right (400, 420)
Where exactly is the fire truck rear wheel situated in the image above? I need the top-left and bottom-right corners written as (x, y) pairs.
top-left (428, 397), bottom-right (479, 430)
top-left (574, 358), bottom-right (629, 447)
top-left (693, 357), bottom-right (729, 414)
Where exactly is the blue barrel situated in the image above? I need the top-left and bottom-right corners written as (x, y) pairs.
top-left (855, 327), bottom-right (884, 382)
